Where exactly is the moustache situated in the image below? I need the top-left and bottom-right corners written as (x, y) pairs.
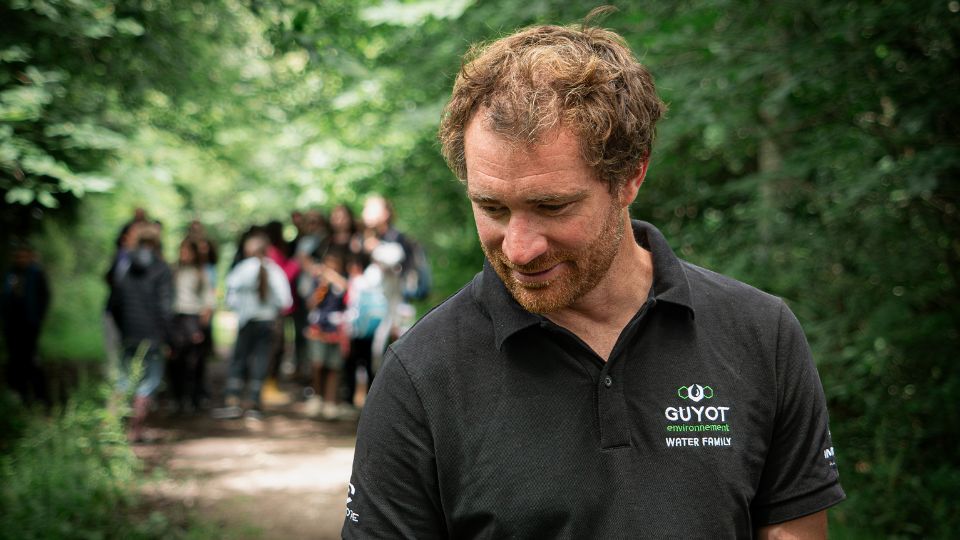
top-left (494, 251), bottom-right (570, 274)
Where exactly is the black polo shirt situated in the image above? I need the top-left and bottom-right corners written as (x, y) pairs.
top-left (343, 221), bottom-right (844, 539)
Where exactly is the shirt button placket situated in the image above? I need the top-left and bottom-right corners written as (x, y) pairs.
top-left (597, 367), bottom-right (629, 448)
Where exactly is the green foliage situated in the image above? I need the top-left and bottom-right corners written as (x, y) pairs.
top-left (0, 0), bottom-right (255, 241)
top-left (0, 379), bottom-right (223, 539)
top-left (1, 0), bottom-right (957, 537)
top-left (0, 383), bottom-right (140, 539)
top-left (0, 390), bottom-right (30, 454)
top-left (35, 216), bottom-right (111, 362)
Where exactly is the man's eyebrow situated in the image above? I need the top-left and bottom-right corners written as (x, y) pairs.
top-left (526, 190), bottom-right (589, 204)
top-left (468, 190), bottom-right (590, 205)
top-left (467, 192), bottom-right (499, 204)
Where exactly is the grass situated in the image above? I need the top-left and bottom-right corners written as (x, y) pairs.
top-left (0, 374), bottom-right (231, 540)
top-left (0, 383), bottom-right (140, 539)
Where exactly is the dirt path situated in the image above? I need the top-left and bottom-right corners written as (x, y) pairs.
top-left (132, 356), bottom-right (358, 539)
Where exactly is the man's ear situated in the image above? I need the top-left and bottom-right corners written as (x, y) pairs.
top-left (618, 160), bottom-right (649, 207)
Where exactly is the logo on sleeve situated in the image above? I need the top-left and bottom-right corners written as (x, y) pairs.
top-left (345, 483), bottom-right (360, 523)
top-left (664, 383), bottom-right (734, 448)
top-left (824, 446), bottom-right (838, 470)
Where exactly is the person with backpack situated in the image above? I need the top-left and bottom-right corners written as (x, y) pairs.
top-left (359, 195), bottom-right (431, 373)
top-left (339, 251), bottom-right (385, 411)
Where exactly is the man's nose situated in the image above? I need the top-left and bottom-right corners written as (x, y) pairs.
top-left (502, 215), bottom-right (548, 266)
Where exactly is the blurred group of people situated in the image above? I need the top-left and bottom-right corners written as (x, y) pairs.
top-left (219, 195), bottom-right (430, 421)
top-left (103, 195), bottom-right (429, 440)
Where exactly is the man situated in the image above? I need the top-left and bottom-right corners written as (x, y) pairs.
top-left (109, 225), bottom-right (173, 441)
top-left (343, 21), bottom-right (844, 538)
top-left (1, 242), bottom-right (50, 406)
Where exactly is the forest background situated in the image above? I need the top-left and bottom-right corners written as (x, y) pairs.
top-left (1, 0), bottom-right (958, 538)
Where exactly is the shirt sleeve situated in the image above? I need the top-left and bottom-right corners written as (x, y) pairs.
top-left (342, 348), bottom-right (447, 539)
top-left (751, 302), bottom-right (845, 525)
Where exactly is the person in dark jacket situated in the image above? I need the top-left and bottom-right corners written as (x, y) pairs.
top-left (1, 242), bottom-right (50, 406)
top-left (109, 224), bottom-right (173, 442)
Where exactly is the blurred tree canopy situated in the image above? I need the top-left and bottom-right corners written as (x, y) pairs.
top-left (1, 0), bottom-right (958, 536)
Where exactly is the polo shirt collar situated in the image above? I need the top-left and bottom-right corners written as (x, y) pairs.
top-left (473, 259), bottom-right (542, 350)
top-left (472, 220), bottom-right (695, 350)
top-left (632, 220), bottom-right (695, 316)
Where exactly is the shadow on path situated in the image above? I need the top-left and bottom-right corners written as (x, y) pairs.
top-left (133, 354), bottom-right (357, 540)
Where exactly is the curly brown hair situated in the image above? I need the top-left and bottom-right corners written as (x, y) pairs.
top-left (438, 20), bottom-right (666, 192)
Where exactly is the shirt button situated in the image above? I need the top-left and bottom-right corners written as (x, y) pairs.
top-left (603, 376), bottom-right (613, 388)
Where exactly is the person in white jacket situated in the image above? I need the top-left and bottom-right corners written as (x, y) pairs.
top-left (217, 231), bottom-right (292, 419)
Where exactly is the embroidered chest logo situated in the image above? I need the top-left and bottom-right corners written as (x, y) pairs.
top-left (664, 383), bottom-right (734, 448)
top-left (678, 384), bottom-right (713, 402)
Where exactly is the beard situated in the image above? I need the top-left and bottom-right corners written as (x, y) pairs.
top-left (482, 201), bottom-right (625, 314)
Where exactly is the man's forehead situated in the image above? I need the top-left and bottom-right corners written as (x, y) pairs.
top-left (464, 113), bottom-right (572, 151)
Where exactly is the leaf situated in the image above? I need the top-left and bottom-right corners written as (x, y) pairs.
top-left (36, 190), bottom-right (59, 208)
top-left (75, 175), bottom-right (115, 193)
top-left (21, 153), bottom-right (75, 182)
top-left (0, 45), bottom-right (32, 63)
top-left (114, 18), bottom-right (145, 37)
top-left (44, 122), bottom-right (126, 150)
top-left (0, 86), bottom-right (54, 122)
top-left (5, 187), bottom-right (34, 205)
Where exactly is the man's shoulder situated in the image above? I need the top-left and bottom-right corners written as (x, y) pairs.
top-left (151, 259), bottom-right (173, 277)
top-left (388, 275), bottom-right (489, 366)
top-left (679, 260), bottom-right (786, 319)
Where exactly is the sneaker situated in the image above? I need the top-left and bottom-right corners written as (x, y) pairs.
top-left (244, 408), bottom-right (264, 421)
top-left (211, 405), bottom-right (243, 420)
top-left (304, 396), bottom-right (323, 418)
top-left (260, 378), bottom-right (290, 406)
top-left (321, 402), bottom-right (341, 421)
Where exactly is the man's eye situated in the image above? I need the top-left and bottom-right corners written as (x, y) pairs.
top-left (540, 203), bottom-right (570, 214)
top-left (481, 205), bottom-right (506, 216)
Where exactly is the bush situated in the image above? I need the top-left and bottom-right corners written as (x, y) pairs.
top-left (0, 349), bottom-right (239, 540)
top-left (0, 381), bottom-right (165, 540)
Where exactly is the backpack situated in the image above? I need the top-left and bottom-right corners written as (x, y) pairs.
top-left (349, 269), bottom-right (389, 340)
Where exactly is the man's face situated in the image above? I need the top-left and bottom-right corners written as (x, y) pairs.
top-left (464, 120), bottom-right (626, 314)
